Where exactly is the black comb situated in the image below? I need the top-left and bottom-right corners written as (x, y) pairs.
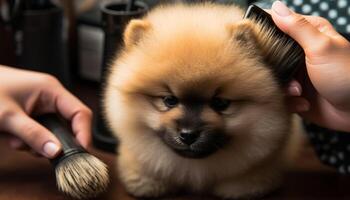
top-left (243, 5), bottom-right (305, 85)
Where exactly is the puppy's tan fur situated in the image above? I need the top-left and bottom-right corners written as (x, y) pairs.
top-left (104, 3), bottom-right (297, 199)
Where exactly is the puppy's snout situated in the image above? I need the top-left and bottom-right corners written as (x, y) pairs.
top-left (179, 129), bottom-right (200, 145)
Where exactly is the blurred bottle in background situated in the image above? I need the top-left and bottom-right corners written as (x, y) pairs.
top-left (18, 0), bottom-right (70, 87)
top-left (0, 0), bottom-right (70, 87)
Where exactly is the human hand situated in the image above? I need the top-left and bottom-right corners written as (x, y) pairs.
top-left (0, 66), bottom-right (92, 158)
top-left (270, 1), bottom-right (350, 132)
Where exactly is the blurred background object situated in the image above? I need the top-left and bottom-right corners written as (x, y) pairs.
top-left (93, 0), bottom-right (148, 153)
top-left (18, 0), bottom-right (70, 86)
top-left (0, 0), bottom-right (16, 66)
top-left (0, 0), bottom-right (69, 87)
top-left (251, 0), bottom-right (350, 40)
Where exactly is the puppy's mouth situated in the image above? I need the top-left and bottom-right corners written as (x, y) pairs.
top-left (160, 130), bottom-right (228, 159)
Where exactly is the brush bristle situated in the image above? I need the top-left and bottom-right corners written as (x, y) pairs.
top-left (55, 153), bottom-right (109, 199)
top-left (253, 18), bottom-right (304, 83)
top-left (241, 5), bottom-right (305, 85)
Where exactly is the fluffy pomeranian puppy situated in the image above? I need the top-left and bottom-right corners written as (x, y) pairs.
top-left (103, 3), bottom-right (298, 199)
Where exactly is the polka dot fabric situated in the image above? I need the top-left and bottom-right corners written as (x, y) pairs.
top-left (254, 0), bottom-right (350, 34)
top-left (304, 122), bottom-right (350, 174)
top-left (281, 0), bottom-right (350, 34)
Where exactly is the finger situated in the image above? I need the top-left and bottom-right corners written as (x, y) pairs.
top-left (298, 97), bottom-right (350, 132)
top-left (54, 89), bottom-right (93, 149)
top-left (35, 85), bottom-right (93, 149)
top-left (30, 149), bottom-right (43, 157)
top-left (270, 1), bottom-right (330, 54)
top-left (263, 8), bottom-right (272, 15)
top-left (266, 7), bottom-right (341, 40)
top-left (4, 113), bottom-right (62, 158)
top-left (286, 96), bottom-right (310, 113)
top-left (265, 8), bottom-right (338, 38)
top-left (303, 16), bottom-right (340, 38)
top-left (285, 79), bottom-right (302, 96)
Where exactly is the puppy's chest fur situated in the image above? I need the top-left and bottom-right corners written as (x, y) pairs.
top-left (103, 3), bottom-right (300, 199)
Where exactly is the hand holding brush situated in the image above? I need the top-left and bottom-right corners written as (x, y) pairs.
top-left (270, 1), bottom-right (350, 132)
top-left (0, 66), bottom-right (108, 198)
top-left (37, 114), bottom-right (109, 199)
top-left (0, 66), bottom-right (92, 157)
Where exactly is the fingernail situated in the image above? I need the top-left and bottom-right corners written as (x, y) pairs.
top-left (43, 141), bottom-right (60, 158)
top-left (288, 86), bottom-right (301, 96)
top-left (272, 1), bottom-right (291, 17)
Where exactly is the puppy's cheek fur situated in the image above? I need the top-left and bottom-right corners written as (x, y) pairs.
top-left (104, 92), bottom-right (156, 134)
top-left (157, 107), bottom-right (183, 131)
top-left (142, 107), bottom-right (163, 131)
top-left (200, 107), bottom-right (224, 129)
top-left (223, 105), bottom-right (266, 133)
top-left (216, 100), bottom-right (289, 158)
top-left (131, 98), bottom-right (165, 131)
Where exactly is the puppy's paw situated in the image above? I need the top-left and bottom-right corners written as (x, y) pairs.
top-left (124, 176), bottom-right (169, 198)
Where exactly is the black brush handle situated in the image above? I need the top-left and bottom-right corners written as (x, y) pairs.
top-left (36, 114), bottom-right (86, 167)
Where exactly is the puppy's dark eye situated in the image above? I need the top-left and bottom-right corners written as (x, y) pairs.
top-left (211, 97), bottom-right (230, 112)
top-left (163, 96), bottom-right (178, 108)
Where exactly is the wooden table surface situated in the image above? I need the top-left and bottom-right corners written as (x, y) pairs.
top-left (0, 81), bottom-right (349, 200)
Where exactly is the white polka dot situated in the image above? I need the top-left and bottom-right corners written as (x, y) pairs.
top-left (338, 152), bottom-right (345, 160)
top-left (289, 6), bottom-right (296, 12)
top-left (346, 25), bottom-right (350, 33)
top-left (329, 156), bottom-right (337, 164)
top-left (339, 165), bottom-right (346, 174)
top-left (338, 0), bottom-right (347, 8)
top-left (337, 17), bottom-right (347, 26)
top-left (311, 11), bottom-right (320, 16)
top-left (320, 2), bottom-right (329, 11)
top-left (328, 9), bottom-right (338, 19)
top-left (302, 4), bottom-right (312, 13)
top-left (311, 0), bottom-right (319, 4)
top-left (293, 0), bottom-right (303, 6)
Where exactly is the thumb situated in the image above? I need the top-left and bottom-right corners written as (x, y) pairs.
top-left (5, 113), bottom-right (62, 158)
top-left (270, 1), bottom-right (329, 54)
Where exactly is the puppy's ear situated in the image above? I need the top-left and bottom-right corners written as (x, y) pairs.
top-left (123, 19), bottom-right (151, 49)
top-left (227, 20), bottom-right (260, 52)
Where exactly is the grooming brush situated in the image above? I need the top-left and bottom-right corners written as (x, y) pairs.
top-left (36, 114), bottom-right (109, 199)
top-left (243, 5), bottom-right (305, 85)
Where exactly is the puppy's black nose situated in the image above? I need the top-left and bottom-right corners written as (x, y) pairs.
top-left (179, 129), bottom-right (200, 145)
